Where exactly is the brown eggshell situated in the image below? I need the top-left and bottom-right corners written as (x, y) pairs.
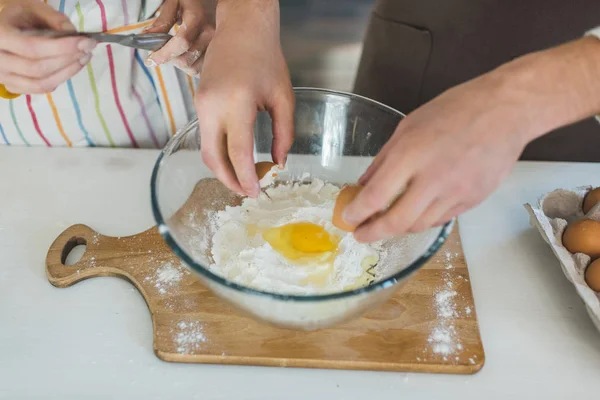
top-left (585, 258), bottom-right (600, 292)
top-left (562, 218), bottom-right (600, 259)
top-left (332, 184), bottom-right (364, 232)
top-left (255, 162), bottom-right (277, 180)
top-left (583, 187), bottom-right (600, 214)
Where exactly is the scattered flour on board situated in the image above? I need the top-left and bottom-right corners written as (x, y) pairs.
top-left (426, 250), bottom-right (464, 358)
top-left (144, 261), bottom-right (188, 295)
top-left (174, 321), bottom-right (207, 354)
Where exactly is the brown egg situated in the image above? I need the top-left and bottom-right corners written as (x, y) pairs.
top-left (583, 187), bottom-right (600, 214)
top-left (585, 259), bottom-right (600, 291)
top-left (562, 218), bottom-right (600, 259)
top-left (332, 184), bottom-right (364, 232)
top-left (255, 162), bottom-right (278, 180)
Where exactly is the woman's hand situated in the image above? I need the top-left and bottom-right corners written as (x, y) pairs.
top-left (343, 37), bottom-right (600, 243)
top-left (194, 0), bottom-right (294, 197)
top-left (144, 0), bottom-right (216, 76)
top-left (0, 0), bottom-right (96, 94)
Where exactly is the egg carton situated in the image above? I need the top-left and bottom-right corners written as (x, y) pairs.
top-left (524, 186), bottom-right (600, 332)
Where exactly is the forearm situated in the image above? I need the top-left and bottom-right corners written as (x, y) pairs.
top-left (492, 35), bottom-right (600, 142)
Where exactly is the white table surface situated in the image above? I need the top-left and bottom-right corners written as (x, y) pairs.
top-left (1, 146), bottom-right (600, 399)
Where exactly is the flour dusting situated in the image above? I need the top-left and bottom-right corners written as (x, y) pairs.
top-left (144, 261), bottom-right (188, 295)
top-left (426, 250), bottom-right (462, 358)
top-left (174, 321), bottom-right (207, 354)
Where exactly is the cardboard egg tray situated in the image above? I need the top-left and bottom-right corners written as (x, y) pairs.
top-left (525, 186), bottom-right (600, 332)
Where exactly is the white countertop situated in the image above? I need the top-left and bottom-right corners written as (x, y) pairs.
top-left (1, 147), bottom-right (600, 399)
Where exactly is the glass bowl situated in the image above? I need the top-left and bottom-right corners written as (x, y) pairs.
top-left (151, 88), bottom-right (453, 331)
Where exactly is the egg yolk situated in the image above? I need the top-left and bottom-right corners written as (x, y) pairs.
top-left (262, 222), bottom-right (338, 261)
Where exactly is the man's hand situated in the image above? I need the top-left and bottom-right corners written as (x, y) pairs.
top-left (344, 36), bottom-right (600, 243)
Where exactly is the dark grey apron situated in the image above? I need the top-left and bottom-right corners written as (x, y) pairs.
top-left (353, 0), bottom-right (600, 162)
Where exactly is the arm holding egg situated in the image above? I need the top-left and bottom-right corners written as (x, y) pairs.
top-left (194, 0), bottom-right (294, 198)
top-left (343, 33), bottom-right (600, 243)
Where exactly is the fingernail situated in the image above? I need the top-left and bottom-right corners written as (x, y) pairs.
top-left (144, 56), bottom-right (158, 68)
top-left (342, 209), bottom-right (359, 225)
top-left (79, 53), bottom-right (92, 65)
top-left (78, 38), bottom-right (97, 53)
top-left (61, 21), bottom-right (77, 32)
top-left (278, 156), bottom-right (287, 168)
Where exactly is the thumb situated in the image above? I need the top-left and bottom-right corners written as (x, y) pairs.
top-left (269, 87), bottom-right (295, 167)
top-left (5, 2), bottom-right (78, 32)
top-left (33, 4), bottom-right (76, 31)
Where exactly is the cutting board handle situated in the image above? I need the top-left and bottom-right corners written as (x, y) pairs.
top-left (46, 224), bottom-right (169, 290)
top-left (46, 224), bottom-right (117, 288)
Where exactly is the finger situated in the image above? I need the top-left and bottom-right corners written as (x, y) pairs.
top-left (171, 29), bottom-right (213, 76)
top-left (358, 132), bottom-right (401, 185)
top-left (433, 204), bottom-right (469, 227)
top-left (0, 50), bottom-right (86, 79)
top-left (269, 86), bottom-right (295, 167)
top-left (196, 98), bottom-right (245, 195)
top-left (226, 104), bottom-right (260, 197)
top-left (343, 153), bottom-right (410, 227)
top-left (407, 197), bottom-right (459, 234)
top-left (358, 149), bottom-right (389, 185)
top-left (353, 179), bottom-right (437, 243)
top-left (148, 8), bottom-right (207, 65)
top-left (3, 54), bottom-right (90, 94)
top-left (142, 0), bottom-right (179, 34)
top-left (200, 126), bottom-right (245, 196)
top-left (0, 30), bottom-right (96, 59)
top-left (0, 1), bottom-right (76, 32)
top-left (32, 5), bottom-right (77, 31)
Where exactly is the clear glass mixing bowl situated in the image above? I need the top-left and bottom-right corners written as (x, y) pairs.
top-left (151, 88), bottom-right (453, 330)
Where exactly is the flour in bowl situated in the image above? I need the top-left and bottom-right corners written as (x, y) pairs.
top-left (206, 179), bottom-right (383, 295)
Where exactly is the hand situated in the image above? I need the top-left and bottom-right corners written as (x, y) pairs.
top-left (144, 0), bottom-right (216, 76)
top-left (344, 36), bottom-right (600, 243)
top-left (0, 0), bottom-right (96, 94)
top-left (343, 73), bottom-right (532, 243)
top-left (195, 0), bottom-right (294, 197)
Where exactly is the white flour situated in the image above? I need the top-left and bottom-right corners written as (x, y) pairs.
top-left (427, 251), bottom-right (462, 356)
top-left (157, 263), bottom-right (183, 284)
top-left (205, 179), bottom-right (383, 295)
top-left (144, 261), bottom-right (188, 295)
top-left (174, 321), bottom-right (207, 354)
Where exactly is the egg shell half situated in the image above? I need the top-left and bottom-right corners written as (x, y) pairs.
top-left (255, 162), bottom-right (277, 179)
top-left (332, 184), bottom-right (364, 232)
top-left (255, 162), bottom-right (280, 188)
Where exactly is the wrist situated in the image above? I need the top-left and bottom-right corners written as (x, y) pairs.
top-left (216, 0), bottom-right (279, 25)
top-left (492, 37), bottom-right (600, 143)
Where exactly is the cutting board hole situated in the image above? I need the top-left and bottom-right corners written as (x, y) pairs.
top-left (61, 237), bottom-right (87, 266)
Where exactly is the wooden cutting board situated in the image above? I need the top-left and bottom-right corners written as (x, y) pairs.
top-left (46, 181), bottom-right (485, 374)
